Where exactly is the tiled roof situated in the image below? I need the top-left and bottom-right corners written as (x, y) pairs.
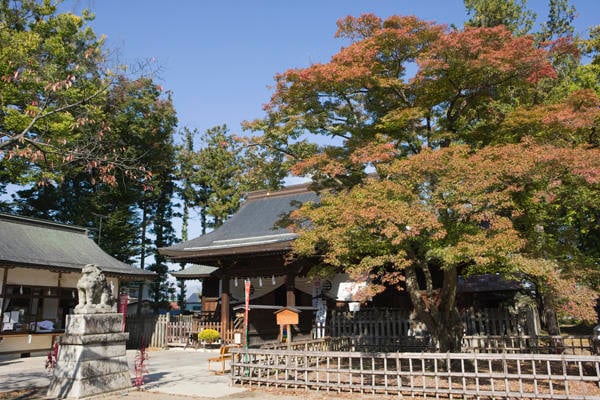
top-left (0, 213), bottom-right (155, 279)
top-left (171, 264), bottom-right (219, 278)
top-left (160, 183), bottom-right (319, 260)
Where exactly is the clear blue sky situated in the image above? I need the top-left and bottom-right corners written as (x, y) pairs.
top-left (63, 0), bottom-right (599, 139)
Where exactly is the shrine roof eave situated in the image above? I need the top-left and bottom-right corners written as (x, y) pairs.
top-left (161, 239), bottom-right (294, 263)
top-left (0, 213), bottom-right (156, 280)
top-left (0, 259), bottom-right (156, 280)
top-left (170, 264), bottom-right (220, 279)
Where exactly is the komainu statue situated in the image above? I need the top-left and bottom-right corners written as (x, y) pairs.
top-left (75, 264), bottom-right (117, 314)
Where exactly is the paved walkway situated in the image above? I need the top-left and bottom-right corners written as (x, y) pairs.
top-left (0, 348), bottom-right (402, 399)
top-left (0, 347), bottom-right (247, 398)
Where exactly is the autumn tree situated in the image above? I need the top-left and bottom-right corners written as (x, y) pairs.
top-left (246, 13), bottom-right (599, 348)
top-left (292, 141), bottom-right (599, 351)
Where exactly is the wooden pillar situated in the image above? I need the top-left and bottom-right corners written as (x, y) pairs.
top-left (220, 276), bottom-right (230, 337)
top-left (286, 273), bottom-right (296, 307)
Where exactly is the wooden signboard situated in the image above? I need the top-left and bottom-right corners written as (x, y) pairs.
top-left (274, 307), bottom-right (300, 343)
top-left (275, 307), bottom-right (299, 325)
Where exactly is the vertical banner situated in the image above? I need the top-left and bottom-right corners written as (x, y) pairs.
top-left (118, 293), bottom-right (128, 332)
top-left (313, 280), bottom-right (326, 338)
top-left (244, 280), bottom-right (251, 347)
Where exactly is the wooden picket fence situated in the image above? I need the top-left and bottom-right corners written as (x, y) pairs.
top-left (329, 307), bottom-right (539, 339)
top-left (329, 309), bottom-right (413, 338)
top-left (462, 335), bottom-right (595, 355)
top-left (232, 339), bottom-right (600, 399)
top-left (462, 306), bottom-right (539, 335)
top-left (125, 314), bottom-right (238, 349)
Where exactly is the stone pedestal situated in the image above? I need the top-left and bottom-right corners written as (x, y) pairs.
top-left (47, 313), bottom-right (131, 399)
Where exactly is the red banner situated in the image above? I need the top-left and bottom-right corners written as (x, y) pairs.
top-left (244, 281), bottom-right (251, 347)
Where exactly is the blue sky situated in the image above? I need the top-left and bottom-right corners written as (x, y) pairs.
top-left (64, 0), bottom-right (599, 139)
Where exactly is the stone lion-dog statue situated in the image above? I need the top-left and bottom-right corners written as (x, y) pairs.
top-left (74, 264), bottom-right (117, 314)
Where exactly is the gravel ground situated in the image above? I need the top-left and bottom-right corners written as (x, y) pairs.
top-left (0, 387), bottom-right (386, 400)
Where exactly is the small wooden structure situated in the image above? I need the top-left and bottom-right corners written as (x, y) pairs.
top-left (0, 213), bottom-right (155, 359)
top-left (275, 306), bottom-right (300, 343)
top-left (207, 345), bottom-right (235, 374)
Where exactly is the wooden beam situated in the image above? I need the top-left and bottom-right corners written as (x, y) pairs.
top-left (286, 272), bottom-right (296, 307)
top-left (220, 275), bottom-right (230, 336)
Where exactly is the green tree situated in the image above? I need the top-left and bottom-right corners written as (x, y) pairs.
top-left (0, 0), bottom-right (145, 186)
top-left (537, 0), bottom-right (576, 42)
top-left (106, 77), bottom-right (178, 307)
top-left (174, 127), bottom-right (198, 309)
top-left (196, 125), bottom-right (243, 228)
top-left (180, 125), bottom-right (247, 233)
top-left (464, 0), bottom-right (536, 35)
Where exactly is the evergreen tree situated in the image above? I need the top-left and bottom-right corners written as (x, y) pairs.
top-left (464, 0), bottom-right (536, 35)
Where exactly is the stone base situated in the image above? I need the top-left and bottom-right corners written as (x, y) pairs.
top-left (47, 313), bottom-right (131, 399)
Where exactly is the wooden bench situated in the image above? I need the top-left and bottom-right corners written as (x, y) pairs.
top-left (207, 345), bottom-right (234, 373)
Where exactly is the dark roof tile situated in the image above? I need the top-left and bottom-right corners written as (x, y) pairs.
top-left (0, 213), bottom-right (154, 279)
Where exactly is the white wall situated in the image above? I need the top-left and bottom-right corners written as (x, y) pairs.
top-left (4, 267), bottom-right (118, 294)
top-left (6, 268), bottom-right (59, 286)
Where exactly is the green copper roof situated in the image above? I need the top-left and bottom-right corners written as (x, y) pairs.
top-left (0, 213), bottom-right (155, 279)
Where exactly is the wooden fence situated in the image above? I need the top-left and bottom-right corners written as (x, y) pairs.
top-left (264, 335), bottom-right (594, 355)
top-left (231, 346), bottom-right (600, 399)
top-left (462, 335), bottom-right (594, 355)
top-left (329, 309), bottom-right (412, 338)
top-left (125, 314), bottom-right (238, 349)
top-left (125, 314), bottom-right (162, 348)
top-left (462, 306), bottom-right (539, 335)
top-left (329, 307), bottom-right (539, 339)
top-left (338, 334), bottom-right (594, 354)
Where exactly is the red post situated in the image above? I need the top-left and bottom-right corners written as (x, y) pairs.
top-left (244, 280), bottom-right (251, 347)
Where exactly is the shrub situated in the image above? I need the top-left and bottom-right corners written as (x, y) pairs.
top-left (198, 328), bottom-right (220, 342)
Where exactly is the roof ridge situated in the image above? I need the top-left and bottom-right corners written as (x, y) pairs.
top-left (0, 213), bottom-right (88, 235)
top-left (246, 182), bottom-right (313, 200)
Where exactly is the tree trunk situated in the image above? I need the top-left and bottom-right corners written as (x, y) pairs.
top-left (404, 264), bottom-right (464, 352)
top-left (542, 292), bottom-right (561, 335)
top-left (136, 201), bottom-right (148, 316)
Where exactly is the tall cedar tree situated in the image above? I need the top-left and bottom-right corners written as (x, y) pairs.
top-left (107, 77), bottom-right (179, 308)
top-left (246, 11), bottom-right (599, 350)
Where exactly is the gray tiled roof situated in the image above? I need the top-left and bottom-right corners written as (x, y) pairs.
top-left (171, 264), bottom-right (219, 278)
top-left (160, 184), bottom-right (319, 258)
top-left (0, 213), bottom-right (155, 279)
